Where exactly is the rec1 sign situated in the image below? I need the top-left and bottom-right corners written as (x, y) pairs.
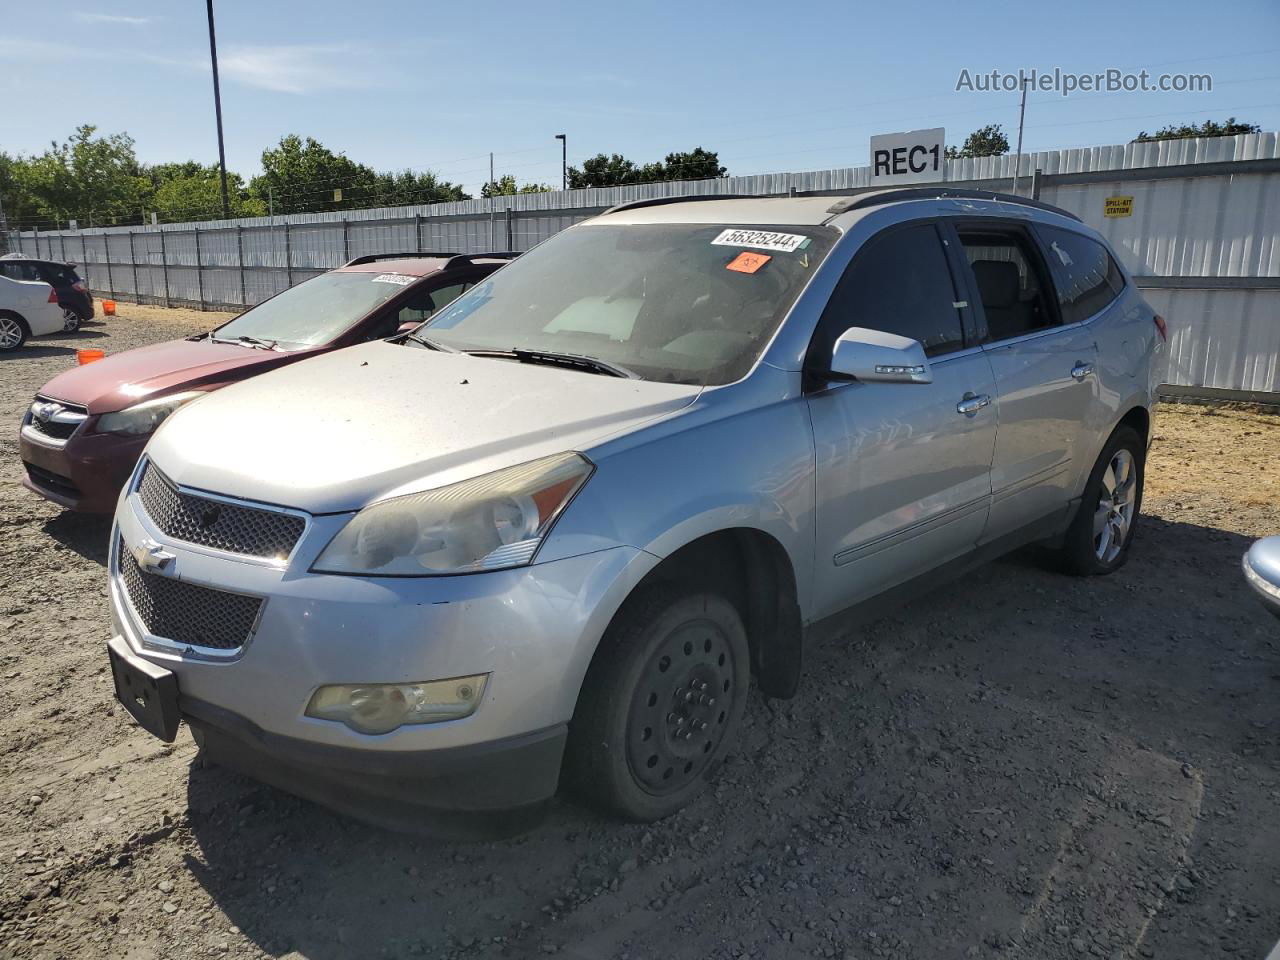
top-left (870, 128), bottom-right (946, 185)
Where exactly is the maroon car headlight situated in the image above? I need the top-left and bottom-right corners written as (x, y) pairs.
top-left (95, 391), bottom-right (206, 436)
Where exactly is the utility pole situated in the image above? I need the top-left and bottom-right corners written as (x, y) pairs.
top-left (1012, 75), bottom-right (1028, 196)
top-left (555, 133), bottom-right (567, 190)
top-left (489, 152), bottom-right (494, 194)
top-left (206, 0), bottom-right (231, 219)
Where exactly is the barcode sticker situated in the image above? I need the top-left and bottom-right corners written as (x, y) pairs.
top-left (711, 229), bottom-right (806, 253)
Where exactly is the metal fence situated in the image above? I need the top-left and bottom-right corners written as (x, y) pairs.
top-left (8, 131), bottom-right (1280, 397)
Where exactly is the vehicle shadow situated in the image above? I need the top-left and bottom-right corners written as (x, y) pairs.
top-left (42, 511), bottom-right (112, 566)
top-left (1, 345), bottom-right (77, 359)
top-left (179, 513), bottom-right (1279, 960)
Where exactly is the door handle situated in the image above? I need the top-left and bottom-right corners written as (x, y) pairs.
top-left (1071, 361), bottom-right (1096, 381)
top-left (956, 393), bottom-right (991, 417)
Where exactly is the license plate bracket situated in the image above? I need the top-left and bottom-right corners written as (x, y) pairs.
top-left (109, 641), bottom-right (180, 742)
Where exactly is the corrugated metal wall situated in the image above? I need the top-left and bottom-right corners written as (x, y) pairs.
top-left (9, 132), bottom-right (1279, 396)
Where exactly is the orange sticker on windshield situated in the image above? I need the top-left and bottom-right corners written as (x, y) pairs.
top-left (726, 251), bottom-right (771, 274)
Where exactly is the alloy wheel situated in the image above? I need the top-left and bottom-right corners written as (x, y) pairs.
top-left (1093, 448), bottom-right (1137, 564)
top-left (62, 308), bottom-right (81, 332)
top-left (626, 617), bottom-right (738, 795)
top-left (0, 317), bottom-right (22, 349)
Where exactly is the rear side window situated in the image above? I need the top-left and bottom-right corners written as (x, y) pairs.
top-left (957, 228), bottom-right (1057, 342)
top-left (812, 223), bottom-right (963, 361)
top-left (1036, 226), bottom-right (1125, 324)
top-left (1, 262), bottom-right (43, 282)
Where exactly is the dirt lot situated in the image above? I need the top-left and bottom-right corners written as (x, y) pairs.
top-left (1, 306), bottom-right (1277, 960)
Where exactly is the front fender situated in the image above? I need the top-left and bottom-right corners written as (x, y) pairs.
top-left (539, 374), bottom-right (817, 618)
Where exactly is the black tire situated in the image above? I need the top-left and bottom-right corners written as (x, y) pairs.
top-left (0, 311), bottom-right (29, 352)
top-left (566, 585), bottom-right (751, 821)
top-left (1053, 425), bottom-right (1145, 576)
top-left (61, 307), bottom-right (82, 333)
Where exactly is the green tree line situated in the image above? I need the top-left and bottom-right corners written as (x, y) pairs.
top-left (0, 126), bottom-right (470, 229)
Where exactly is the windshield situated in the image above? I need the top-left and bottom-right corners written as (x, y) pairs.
top-left (420, 223), bottom-right (836, 385)
top-left (213, 271), bottom-right (413, 350)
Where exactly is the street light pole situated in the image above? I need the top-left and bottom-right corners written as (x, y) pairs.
top-left (206, 0), bottom-right (231, 220)
top-left (1012, 76), bottom-right (1028, 196)
top-left (554, 133), bottom-right (566, 190)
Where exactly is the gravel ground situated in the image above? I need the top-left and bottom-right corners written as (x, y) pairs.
top-left (1, 307), bottom-right (1277, 960)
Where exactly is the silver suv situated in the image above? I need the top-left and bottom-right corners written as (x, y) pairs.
top-left (106, 189), bottom-right (1164, 831)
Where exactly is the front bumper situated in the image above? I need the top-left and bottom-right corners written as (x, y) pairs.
top-left (20, 426), bottom-right (145, 513)
top-left (109, 477), bottom-right (656, 821)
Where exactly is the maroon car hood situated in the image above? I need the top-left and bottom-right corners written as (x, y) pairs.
top-left (38, 337), bottom-right (318, 414)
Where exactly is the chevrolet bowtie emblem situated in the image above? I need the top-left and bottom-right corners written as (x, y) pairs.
top-left (131, 538), bottom-right (175, 574)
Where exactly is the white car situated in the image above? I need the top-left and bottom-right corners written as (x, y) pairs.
top-left (0, 274), bottom-right (65, 351)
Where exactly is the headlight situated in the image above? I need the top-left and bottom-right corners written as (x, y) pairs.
top-left (312, 451), bottom-right (593, 576)
top-left (306, 675), bottom-right (488, 734)
top-left (96, 391), bottom-right (205, 435)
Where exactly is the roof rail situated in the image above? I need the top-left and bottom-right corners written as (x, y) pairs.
top-left (601, 194), bottom-right (754, 216)
top-left (342, 251), bottom-right (459, 267)
top-left (823, 188), bottom-right (1081, 223)
top-left (441, 251), bottom-right (521, 271)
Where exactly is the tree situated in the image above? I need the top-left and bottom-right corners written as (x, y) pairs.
top-left (149, 168), bottom-right (264, 220)
top-left (945, 124), bottom-right (1010, 159)
top-left (1134, 118), bottom-right (1260, 142)
top-left (568, 147), bottom-right (727, 188)
top-left (249, 135), bottom-right (466, 214)
top-left (480, 174), bottom-right (553, 198)
top-left (656, 148), bottom-right (727, 181)
top-left (15, 125), bottom-right (151, 226)
top-left (568, 153), bottom-right (639, 189)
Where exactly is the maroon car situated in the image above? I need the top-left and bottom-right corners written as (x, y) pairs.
top-left (19, 252), bottom-right (513, 512)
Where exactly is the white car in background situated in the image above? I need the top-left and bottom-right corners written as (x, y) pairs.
top-left (0, 273), bottom-right (65, 352)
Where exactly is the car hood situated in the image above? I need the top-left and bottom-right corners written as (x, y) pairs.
top-left (147, 340), bottom-right (702, 514)
top-left (38, 337), bottom-right (300, 414)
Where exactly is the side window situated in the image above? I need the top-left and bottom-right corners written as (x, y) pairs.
top-left (957, 229), bottom-right (1057, 342)
top-left (812, 223), bottom-right (963, 364)
top-left (397, 281), bottom-right (469, 326)
top-left (2, 262), bottom-right (43, 281)
top-left (1036, 226), bottom-right (1125, 325)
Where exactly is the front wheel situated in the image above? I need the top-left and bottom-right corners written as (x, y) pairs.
top-left (566, 586), bottom-right (750, 821)
top-left (1053, 425), bottom-right (1145, 575)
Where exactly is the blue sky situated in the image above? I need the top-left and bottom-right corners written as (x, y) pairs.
top-left (2, 0), bottom-right (1278, 200)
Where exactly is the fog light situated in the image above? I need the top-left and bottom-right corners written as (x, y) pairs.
top-left (305, 675), bottom-right (488, 735)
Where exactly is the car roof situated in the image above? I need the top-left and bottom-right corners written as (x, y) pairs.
top-left (0, 255), bottom-right (75, 268)
top-left (590, 189), bottom-right (1081, 230)
top-left (336, 254), bottom-right (515, 277)
top-left (592, 196), bottom-right (840, 227)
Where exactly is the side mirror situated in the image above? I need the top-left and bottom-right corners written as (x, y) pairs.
top-left (828, 326), bottom-right (932, 384)
top-left (397, 320), bottom-right (419, 334)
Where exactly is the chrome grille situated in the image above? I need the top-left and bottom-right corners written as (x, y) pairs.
top-left (117, 538), bottom-right (262, 651)
top-left (137, 463), bottom-right (305, 560)
top-left (27, 398), bottom-right (87, 442)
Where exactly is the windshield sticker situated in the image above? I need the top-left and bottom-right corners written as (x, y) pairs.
top-left (726, 251), bottom-right (771, 274)
top-left (372, 273), bottom-right (415, 285)
top-left (711, 229), bottom-right (807, 253)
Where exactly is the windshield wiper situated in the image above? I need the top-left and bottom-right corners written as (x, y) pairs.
top-left (469, 348), bottom-right (638, 379)
top-left (405, 332), bottom-right (460, 353)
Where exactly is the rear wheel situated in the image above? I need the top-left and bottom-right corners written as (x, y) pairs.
top-left (1053, 425), bottom-right (1144, 575)
top-left (0, 312), bottom-right (28, 352)
top-left (566, 585), bottom-right (750, 821)
top-left (61, 307), bottom-right (81, 332)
